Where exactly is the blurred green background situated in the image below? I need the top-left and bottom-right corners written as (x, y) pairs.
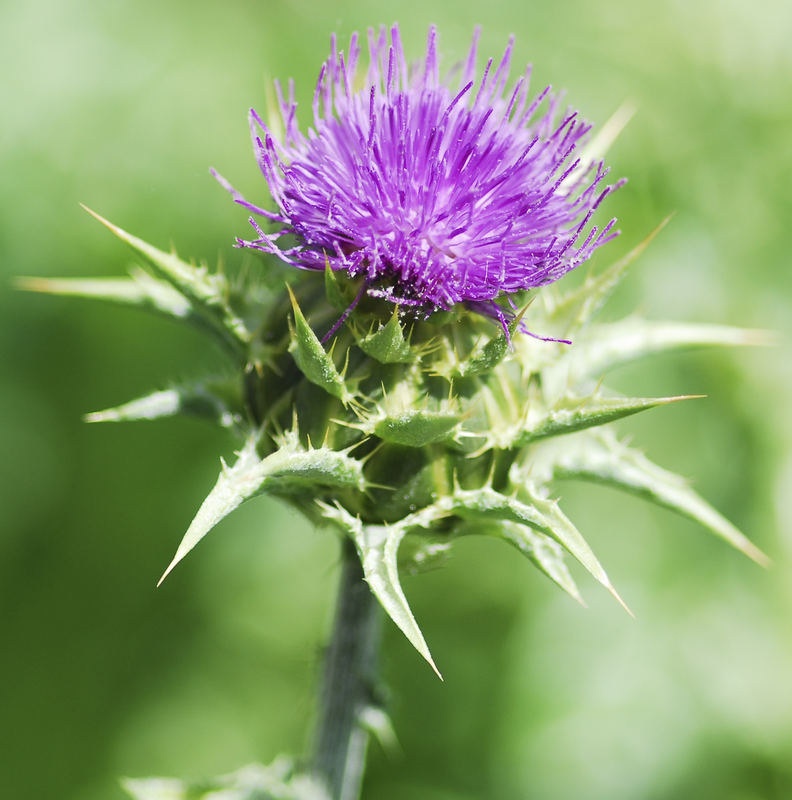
top-left (2, 0), bottom-right (791, 798)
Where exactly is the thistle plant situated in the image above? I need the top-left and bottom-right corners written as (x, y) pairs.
top-left (22, 24), bottom-right (768, 800)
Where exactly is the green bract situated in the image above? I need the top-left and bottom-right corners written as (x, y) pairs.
top-left (20, 210), bottom-right (769, 678)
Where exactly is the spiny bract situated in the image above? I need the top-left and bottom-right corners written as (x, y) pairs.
top-left (23, 208), bottom-right (768, 679)
top-left (20, 28), bottom-right (767, 681)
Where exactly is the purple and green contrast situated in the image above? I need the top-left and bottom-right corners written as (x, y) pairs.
top-left (16, 19), bottom-right (772, 800)
top-left (27, 15), bottom-right (766, 710)
top-left (214, 25), bottom-right (623, 323)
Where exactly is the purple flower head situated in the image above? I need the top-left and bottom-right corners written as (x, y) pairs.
top-left (217, 25), bottom-right (623, 324)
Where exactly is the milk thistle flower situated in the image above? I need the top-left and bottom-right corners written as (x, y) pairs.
top-left (21, 22), bottom-right (769, 800)
top-left (215, 25), bottom-right (623, 327)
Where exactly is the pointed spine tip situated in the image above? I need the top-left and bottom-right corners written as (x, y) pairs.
top-left (667, 394), bottom-right (706, 402)
top-left (80, 203), bottom-right (115, 231)
top-left (13, 276), bottom-right (49, 293)
top-left (744, 542), bottom-right (772, 569)
top-left (608, 583), bottom-right (635, 618)
top-left (742, 329), bottom-right (781, 347)
top-left (654, 394), bottom-right (707, 407)
top-left (156, 559), bottom-right (178, 588)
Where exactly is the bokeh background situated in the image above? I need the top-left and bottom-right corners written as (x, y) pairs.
top-left (2, 0), bottom-right (791, 798)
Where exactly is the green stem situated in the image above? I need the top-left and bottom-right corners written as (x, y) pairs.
top-left (313, 537), bottom-right (382, 800)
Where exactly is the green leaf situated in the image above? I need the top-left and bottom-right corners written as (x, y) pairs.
top-left (401, 486), bottom-right (630, 612)
top-left (287, 287), bottom-right (356, 405)
top-left (512, 393), bottom-right (700, 446)
top-left (360, 523), bottom-right (441, 678)
top-left (457, 328), bottom-right (510, 377)
top-left (358, 307), bottom-right (412, 364)
top-left (85, 389), bottom-right (182, 424)
top-left (400, 516), bottom-right (582, 602)
top-left (15, 268), bottom-right (191, 320)
top-left (434, 311), bottom-right (524, 380)
top-left (434, 484), bottom-right (632, 613)
top-left (371, 409), bottom-right (461, 447)
top-left (557, 319), bottom-right (773, 386)
top-left (82, 206), bottom-right (251, 358)
top-left (324, 259), bottom-right (348, 312)
top-left (269, 432), bottom-right (368, 492)
top-left (528, 429), bottom-right (769, 566)
top-left (452, 517), bottom-right (582, 602)
top-left (491, 521), bottom-right (583, 603)
top-left (397, 533), bottom-right (454, 574)
top-left (84, 382), bottom-right (241, 428)
top-left (158, 433), bottom-right (367, 584)
top-left (319, 503), bottom-right (441, 678)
